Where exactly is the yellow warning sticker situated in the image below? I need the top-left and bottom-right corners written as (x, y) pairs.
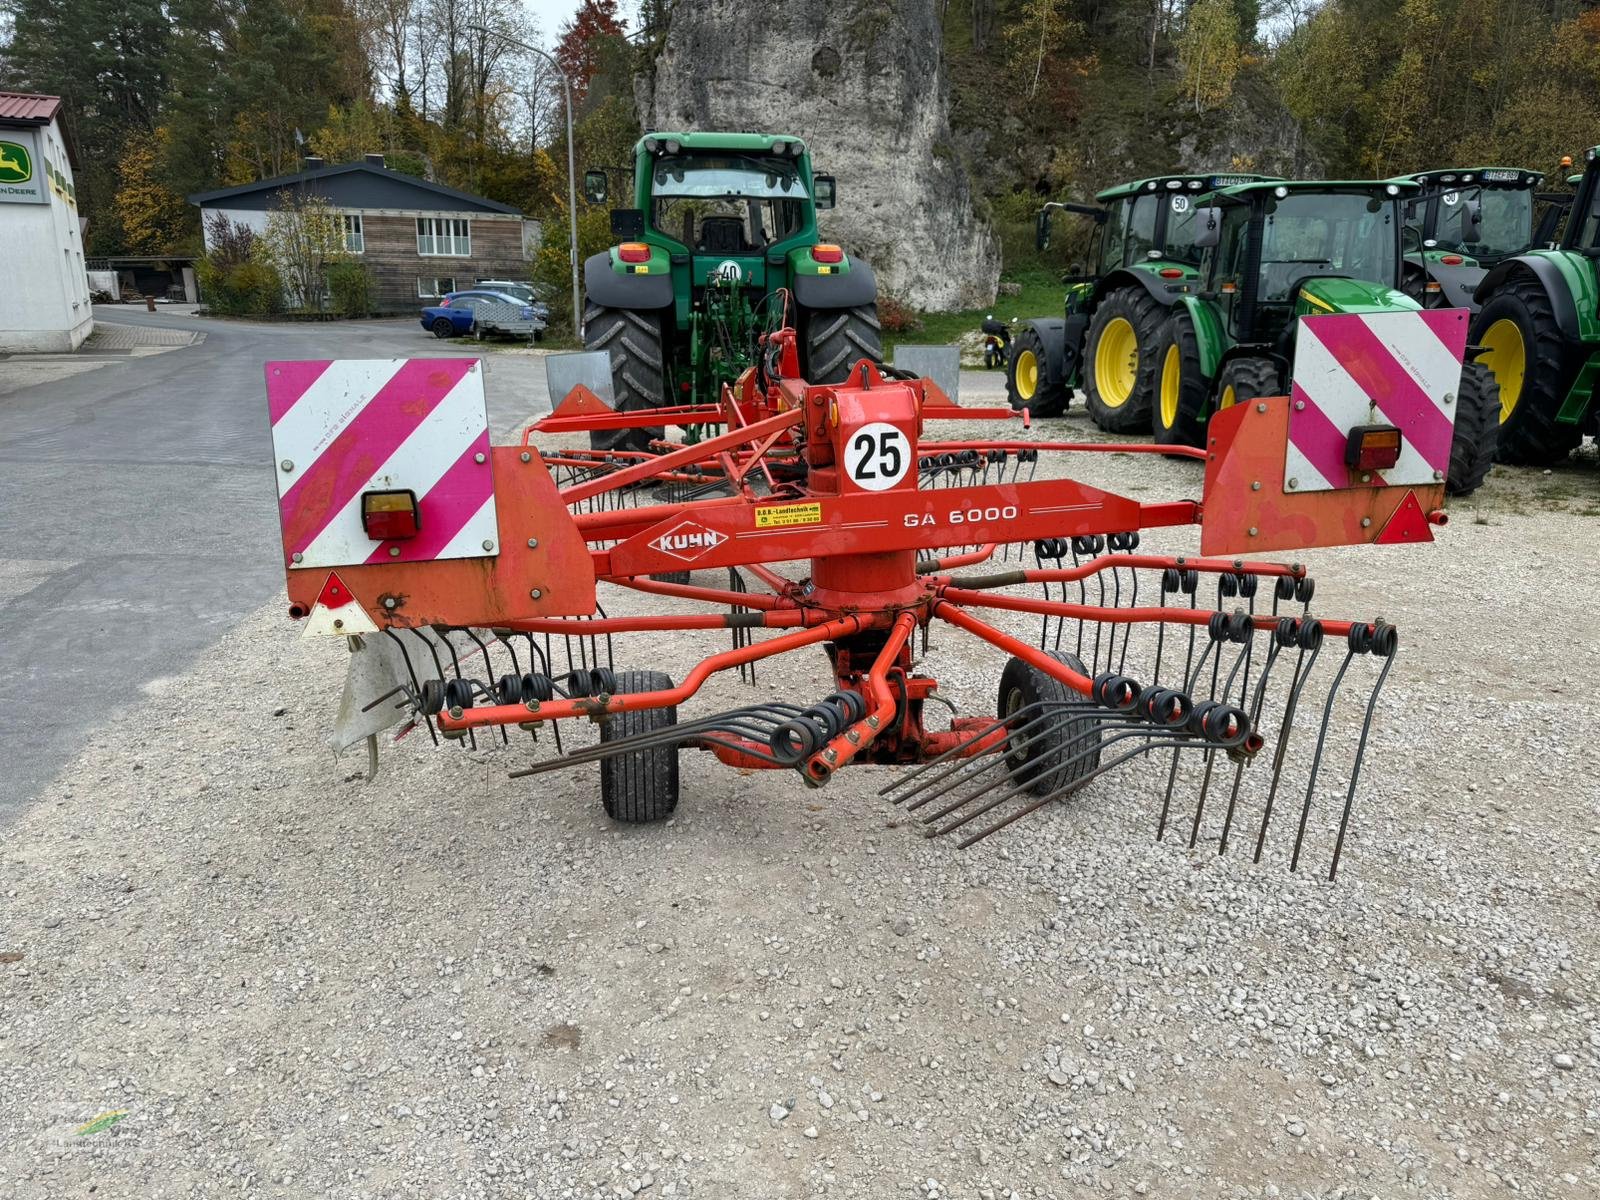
top-left (754, 501), bottom-right (823, 529)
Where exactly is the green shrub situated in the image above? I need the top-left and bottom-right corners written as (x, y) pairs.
top-left (327, 261), bottom-right (375, 317)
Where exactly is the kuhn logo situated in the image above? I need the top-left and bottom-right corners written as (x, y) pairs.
top-left (650, 521), bottom-right (726, 562)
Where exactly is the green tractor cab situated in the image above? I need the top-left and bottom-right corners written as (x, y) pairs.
top-left (1151, 178), bottom-right (1500, 495)
top-left (1008, 172), bottom-right (1278, 426)
top-left (582, 131), bottom-right (881, 451)
top-left (1399, 167), bottom-right (1561, 312)
top-left (1469, 145), bottom-right (1600, 465)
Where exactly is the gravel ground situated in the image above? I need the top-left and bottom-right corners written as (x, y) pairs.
top-left (2, 386), bottom-right (1598, 1200)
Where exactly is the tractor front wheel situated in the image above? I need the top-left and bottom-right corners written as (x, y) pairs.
top-left (584, 303), bottom-right (668, 455)
top-left (1213, 356), bottom-right (1280, 414)
top-left (599, 670), bottom-right (680, 824)
top-left (803, 304), bottom-right (883, 384)
top-left (1007, 325), bottom-right (1070, 417)
top-left (1471, 275), bottom-right (1583, 465)
top-left (1445, 360), bottom-right (1500, 496)
top-left (1152, 314), bottom-right (1210, 447)
top-left (997, 651), bottom-right (1101, 798)
top-left (1083, 289), bottom-right (1165, 433)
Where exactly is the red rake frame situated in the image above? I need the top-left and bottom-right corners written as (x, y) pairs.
top-left (276, 346), bottom-right (1451, 878)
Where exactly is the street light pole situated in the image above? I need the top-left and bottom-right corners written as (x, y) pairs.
top-left (467, 25), bottom-right (582, 337)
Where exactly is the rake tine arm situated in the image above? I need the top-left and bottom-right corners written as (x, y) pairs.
top-left (803, 611), bottom-right (919, 781)
top-left (438, 614), bottom-right (864, 734)
top-left (610, 576), bottom-right (788, 610)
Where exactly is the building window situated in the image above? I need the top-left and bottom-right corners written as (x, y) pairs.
top-left (342, 214), bottom-right (364, 254)
top-left (417, 217), bottom-right (470, 256)
top-left (418, 276), bottom-right (457, 298)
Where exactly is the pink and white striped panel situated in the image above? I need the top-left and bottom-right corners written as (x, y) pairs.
top-left (1285, 309), bottom-right (1468, 493)
top-left (265, 358), bottom-right (498, 569)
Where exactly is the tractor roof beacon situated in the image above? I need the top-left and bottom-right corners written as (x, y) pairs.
top-left (1007, 173), bottom-right (1280, 427)
top-left (580, 131), bottom-right (881, 455)
top-left (1469, 146), bottom-right (1600, 466)
top-left (1146, 178), bottom-right (1501, 496)
top-left (1399, 167), bottom-right (1556, 313)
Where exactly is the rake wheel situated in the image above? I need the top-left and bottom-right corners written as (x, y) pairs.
top-left (998, 651), bottom-right (1101, 798)
top-left (600, 670), bottom-right (680, 824)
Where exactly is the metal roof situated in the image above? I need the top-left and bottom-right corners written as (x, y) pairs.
top-left (0, 92), bottom-right (62, 124)
top-left (188, 161), bottom-right (520, 215)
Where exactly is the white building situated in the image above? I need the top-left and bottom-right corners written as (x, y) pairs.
top-left (0, 92), bottom-right (91, 352)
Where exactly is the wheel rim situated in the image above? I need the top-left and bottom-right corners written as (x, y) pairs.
top-left (1159, 342), bottom-right (1181, 429)
top-left (1093, 317), bottom-right (1138, 407)
top-left (1479, 318), bottom-right (1526, 422)
top-left (1015, 349), bottom-right (1038, 400)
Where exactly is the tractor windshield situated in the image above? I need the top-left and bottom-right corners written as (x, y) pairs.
top-left (650, 153), bottom-right (810, 253)
top-left (1257, 192), bottom-right (1399, 301)
top-left (1431, 186), bottom-right (1534, 260)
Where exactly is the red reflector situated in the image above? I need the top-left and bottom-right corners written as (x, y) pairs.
top-left (811, 243), bottom-right (845, 264)
top-left (618, 242), bottom-right (651, 264)
top-left (1344, 425), bottom-right (1403, 471)
top-left (1158, 267), bottom-right (1184, 279)
top-left (1440, 254), bottom-right (1464, 265)
top-left (361, 489), bottom-right (420, 540)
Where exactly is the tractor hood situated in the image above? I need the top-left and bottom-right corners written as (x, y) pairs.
top-left (1295, 277), bottom-right (1418, 317)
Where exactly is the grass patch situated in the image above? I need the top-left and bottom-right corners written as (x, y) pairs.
top-left (883, 270), bottom-right (1065, 357)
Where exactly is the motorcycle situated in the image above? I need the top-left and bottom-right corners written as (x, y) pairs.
top-left (981, 315), bottom-right (1011, 369)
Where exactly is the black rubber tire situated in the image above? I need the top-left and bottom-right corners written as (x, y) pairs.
top-left (584, 303), bottom-right (668, 455)
top-left (1470, 272), bottom-right (1584, 465)
top-left (599, 670), bottom-right (679, 824)
top-left (431, 317), bottom-right (455, 338)
top-left (1213, 356), bottom-right (1280, 413)
top-left (1152, 313), bottom-right (1210, 447)
top-left (1446, 360), bottom-right (1500, 496)
top-left (803, 304), bottom-right (883, 384)
top-left (996, 651), bottom-right (1101, 798)
top-left (1006, 324), bottom-right (1070, 417)
top-left (1083, 288), bottom-right (1166, 433)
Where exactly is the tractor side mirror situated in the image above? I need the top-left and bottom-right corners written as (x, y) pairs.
top-left (610, 208), bottom-right (644, 239)
top-left (1463, 197), bottom-right (1483, 239)
top-left (1193, 206), bottom-right (1223, 249)
top-left (1035, 209), bottom-right (1052, 252)
top-left (813, 175), bottom-right (836, 210)
top-left (583, 170), bottom-right (608, 205)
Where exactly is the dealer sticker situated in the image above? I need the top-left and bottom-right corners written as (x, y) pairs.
top-left (755, 501), bottom-right (823, 528)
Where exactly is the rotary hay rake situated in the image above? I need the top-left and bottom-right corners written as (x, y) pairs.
top-left (269, 311), bottom-right (1460, 881)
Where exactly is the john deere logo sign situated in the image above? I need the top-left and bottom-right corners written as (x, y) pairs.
top-left (0, 140), bottom-right (32, 184)
top-left (0, 133), bottom-right (45, 203)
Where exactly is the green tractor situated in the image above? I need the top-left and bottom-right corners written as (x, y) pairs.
top-left (1150, 178), bottom-right (1500, 495)
top-left (1469, 145), bottom-right (1600, 465)
top-left (581, 131), bottom-right (881, 451)
top-left (1399, 167), bottom-right (1565, 310)
top-left (1008, 172), bottom-right (1277, 427)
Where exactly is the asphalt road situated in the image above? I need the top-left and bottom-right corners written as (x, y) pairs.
top-left (0, 308), bottom-right (553, 820)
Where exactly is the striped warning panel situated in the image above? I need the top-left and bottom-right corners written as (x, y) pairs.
top-left (265, 358), bottom-right (498, 569)
top-left (1285, 309), bottom-right (1468, 493)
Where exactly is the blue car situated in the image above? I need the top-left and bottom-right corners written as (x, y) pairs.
top-left (420, 290), bottom-right (547, 339)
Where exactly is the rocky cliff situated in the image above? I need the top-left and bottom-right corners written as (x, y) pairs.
top-left (636, 0), bottom-right (999, 312)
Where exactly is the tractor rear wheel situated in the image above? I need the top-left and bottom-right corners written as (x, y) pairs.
top-left (997, 651), bottom-right (1101, 798)
top-left (599, 670), bottom-right (679, 824)
top-left (1152, 313), bottom-right (1210, 447)
top-left (1006, 325), bottom-right (1070, 417)
top-left (1213, 356), bottom-right (1280, 414)
top-left (1471, 275), bottom-right (1583, 465)
top-left (803, 304), bottom-right (883, 384)
top-left (584, 303), bottom-right (668, 455)
top-left (1083, 289), bottom-right (1165, 433)
top-left (1445, 360), bottom-right (1500, 496)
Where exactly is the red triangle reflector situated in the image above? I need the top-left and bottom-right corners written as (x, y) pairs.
top-left (316, 571), bottom-right (354, 608)
top-left (1374, 490), bottom-right (1434, 545)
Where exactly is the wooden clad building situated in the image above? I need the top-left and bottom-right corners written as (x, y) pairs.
top-left (190, 157), bottom-right (535, 311)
